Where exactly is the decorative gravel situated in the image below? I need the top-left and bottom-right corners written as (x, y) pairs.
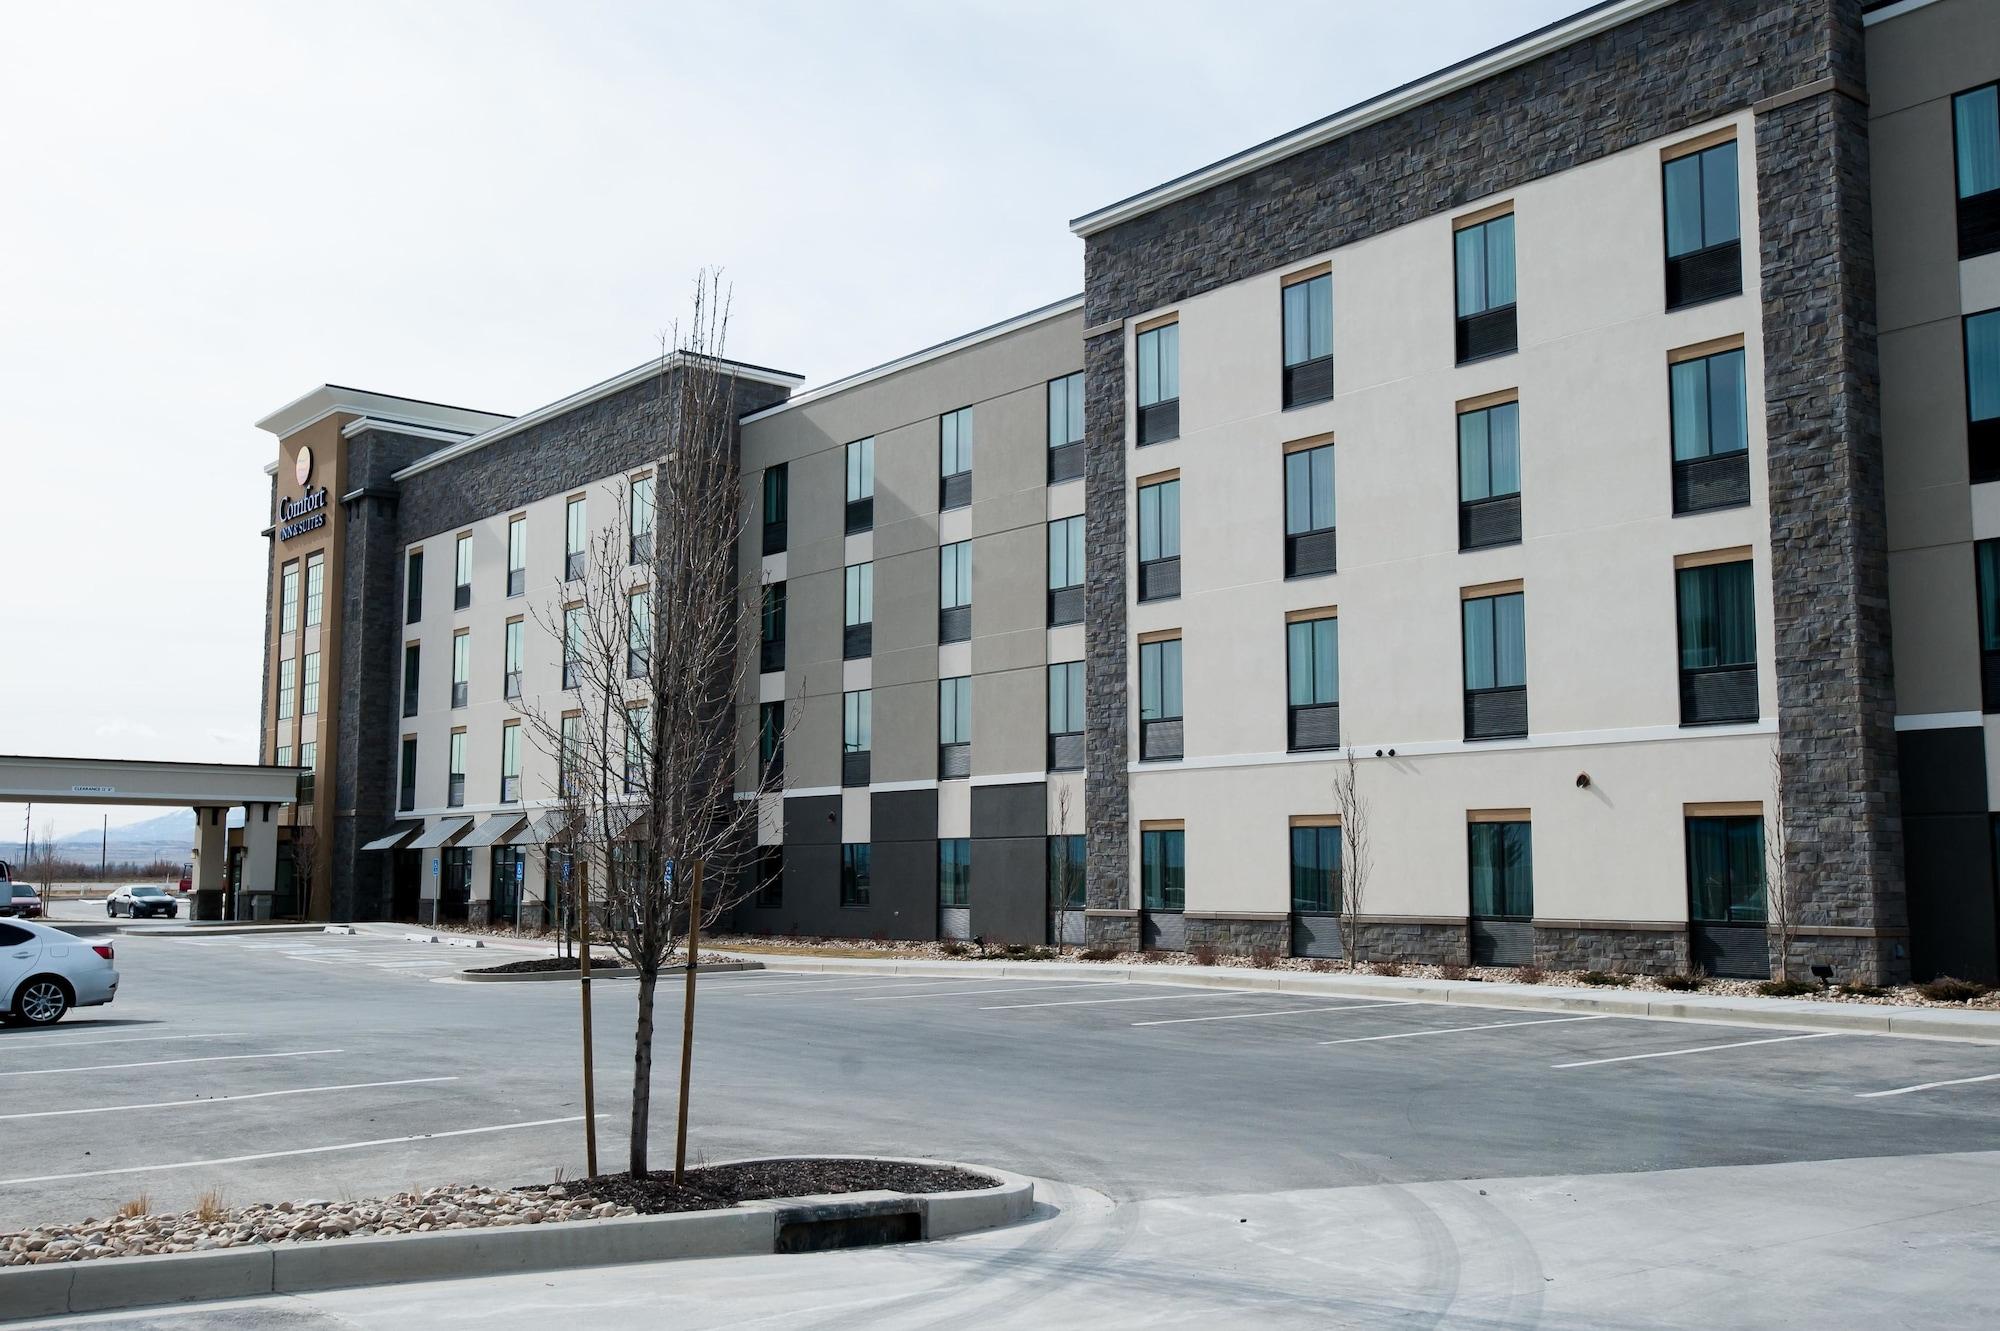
top-left (568, 1159), bottom-right (995, 1215)
top-left (464, 955), bottom-right (590, 974)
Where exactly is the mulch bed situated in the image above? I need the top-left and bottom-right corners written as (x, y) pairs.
top-left (465, 956), bottom-right (594, 974)
top-left (559, 1159), bottom-right (994, 1215)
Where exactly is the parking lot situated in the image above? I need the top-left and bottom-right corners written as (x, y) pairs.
top-left (3, 928), bottom-right (1999, 1325)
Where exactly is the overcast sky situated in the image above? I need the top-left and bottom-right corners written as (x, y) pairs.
top-left (0, 0), bottom-right (1580, 841)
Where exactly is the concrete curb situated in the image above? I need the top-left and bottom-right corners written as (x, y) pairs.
top-left (457, 960), bottom-right (764, 983)
top-left (710, 953), bottom-right (2000, 1043)
top-left (0, 1159), bottom-right (1032, 1323)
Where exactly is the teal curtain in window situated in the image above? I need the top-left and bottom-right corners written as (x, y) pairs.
top-left (1701, 143), bottom-right (1740, 247)
top-left (1142, 829), bottom-right (1185, 910)
top-left (939, 677), bottom-right (971, 744)
top-left (1465, 593), bottom-right (1526, 690)
top-left (1139, 639), bottom-right (1182, 720)
top-left (843, 690), bottom-right (870, 753)
top-left (1686, 816), bottom-right (1765, 923)
top-left (1978, 540), bottom-right (2000, 653)
top-left (1048, 662), bottom-right (1085, 734)
top-left (1469, 821), bottom-right (1533, 919)
top-left (1671, 349), bottom-right (1748, 461)
top-left (1455, 216), bottom-right (1514, 316)
top-left (1665, 142), bottom-right (1739, 257)
top-left (1956, 85), bottom-right (2000, 199)
top-left (1139, 481), bottom-right (1181, 560)
top-left (1969, 312), bottom-right (2000, 424)
top-left (1285, 446), bottom-right (1335, 534)
top-left (1048, 517), bottom-right (1084, 589)
top-left (939, 839), bottom-right (970, 907)
top-left (1137, 324), bottom-right (1179, 407)
top-left (1289, 826), bottom-right (1341, 913)
top-left (1287, 618), bottom-right (1338, 706)
top-left (1459, 402), bottom-right (1520, 502)
top-left (1283, 274), bottom-right (1332, 366)
top-left (1676, 561), bottom-right (1756, 669)
top-left (1048, 373), bottom-right (1084, 447)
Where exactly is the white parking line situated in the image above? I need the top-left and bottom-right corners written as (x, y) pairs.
top-left (0, 1077), bottom-right (458, 1121)
top-left (1132, 1000), bottom-right (1415, 1027)
top-left (710, 978), bottom-right (973, 998)
top-left (0, 1032), bottom-right (245, 1050)
top-left (0, 1115), bottom-right (603, 1186)
top-left (1319, 1015), bottom-right (1611, 1046)
top-left (980, 990), bottom-right (1224, 1011)
top-left (852, 982), bottom-right (1116, 1002)
top-left (1553, 1031), bottom-right (1836, 1069)
top-left (1854, 1071), bottom-right (2000, 1099)
top-left (0, 1049), bottom-right (342, 1078)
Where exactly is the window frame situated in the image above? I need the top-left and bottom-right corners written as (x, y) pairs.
top-left (1140, 826), bottom-right (1185, 912)
top-left (938, 837), bottom-right (971, 908)
top-left (402, 642), bottom-right (421, 718)
top-left (506, 515), bottom-right (526, 596)
top-left (503, 618), bottom-right (523, 700)
top-left (1289, 823), bottom-right (1342, 914)
top-left (1685, 813), bottom-right (1766, 924)
top-left (453, 533), bottom-right (473, 608)
top-left (1467, 818), bottom-right (1534, 921)
top-left (450, 629), bottom-right (470, 709)
top-left (300, 649), bottom-right (321, 716)
top-left (564, 496), bottom-right (587, 581)
top-left (405, 550), bottom-right (423, 624)
top-left (279, 560), bottom-right (300, 635)
top-left (1047, 372), bottom-right (1085, 448)
top-left (304, 552), bottom-right (326, 627)
top-left (939, 541), bottom-right (972, 612)
top-left (840, 842), bottom-right (872, 908)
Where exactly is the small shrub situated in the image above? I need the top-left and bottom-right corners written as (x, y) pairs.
top-left (1140, 949), bottom-right (1168, 964)
top-left (1837, 981), bottom-right (1888, 998)
top-left (191, 1188), bottom-right (227, 1223)
top-left (1577, 970), bottom-right (1633, 988)
top-left (115, 1193), bottom-right (151, 1220)
top-left (939, 940), bottom-right (971, 958)
top-left (1438, 963), bottom-right (1468, 982)
top-left (1756, 978), bottom-right (1817, 998)
top-left (1514, 965), bottom-right (1546, 985)
top-left (1371, 959), bottom-right (1404, 977)
top-left (1917, 975), bottom-right (1993, 1004)
top-left (1248, 943), bottom-right (1280, 969)
top-left (1189, 941), bottom-right (1220, 967)
top-left (1078, 946), bottom-right (1118, 962)
top-left (1002, 943), bottom-right (1054, 961)
top-left (1654, 972), bottom-right (1706, 992)
top-left (1308, 957), bottom-right (1338, 973)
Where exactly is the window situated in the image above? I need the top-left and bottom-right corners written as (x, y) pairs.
top-left (279, 561), bottom-right (299, 635)
top-left (1048, 372), bottom-right (1085, 482)
top-left (301, 650), bottom-right (321, 715)
top-left (939, 676), bottom-right (971, 778)
top-left (559, 713), bottom-right (582, 793)
top-left (1048, 835), bottom-right (1086, 910)
top-left (843, 562), bottom-right (873, 659)
top-left (500, 722), bottom-right (521, 803)
top-left (1469, 820), bottom-right (1533, 920)
top-left (1967, 310), bottom-right (2000, 482)
top-left (399, 737), bottom-right (417, 811)
top-left (845, 438), bottom-right (874, 534)
top-left (1676, 558), bottom-right (1757, 724)
top-left (620, 476), bottom-right (652, 568)
top-left (1670, 345), bottom-right (1750, 514)
top-left (402, 643), bottom-right (420, 717)
top-left (1953, 83), bottom-right (2000, 258)
top-left (939, 838), bottom-right (970, 908)
top-left (1454, 212), bottom-right (1517, 362)
top-left (625, 705), bottom-right (649, 794)
top-left (563, 605), bottom-right (585, 689)
top-left (1463, 590), bottom-right (1527, 740)
top-left (1137, 476), bottom-right (1181, 601)
top-left (1686, 814), bottom-right (1765, 923)
top-left (1283, 443), bottom-right (1336, 577)
top-left (450, 631), bottom-right (470, 708)
top-left (277, 657), bottom-right (295, 720)
top-left (1458, 401), bottom-right (1521, 550)
top-left (565, 496), bottom-right (587, 581)
top-left (840, 843), bottom-right (872, 907)
top-left (1047, 517), bottom-right (1085, 625)
top-left (842, 689), bottom-right (871, 788)
top-left (304, 553), bottom-right (325, 627)
top-left (503, 619), bottom-right (523, 699)
top-left (759, 700), bottom-right (784, 780)
top-left (761, 581), bottom-right (787, 673)
top-left (755, 847), bottom-right (784, 908)
top-left (276, 743), bottom-right (292, 768)
top-left (1135, 322), bottom-right (1180, 445)
top-left (1286, 615), bottom-right (1339, 751)
top-left (627, 588), bottom-right (650, 679)
top-left (1289, 823), bottom-right (1341, 913)
top-left (1141, 826), bottom-right (1184, 911)
top-left (453, 534), bottom-right (473, 610)
top-left (1282, 272), bottom-right (1334, 407)
top-left (1139, 636), bottom-right (1183, 761)
top-left (447, 729), bottom-right (466, 808)
top-left (1663, 138), bottom-right (1741, 306)
top-left (1048, 661), bottom-right (1085, 771)
top-left (940, 407), bottom-right (974, 509)
top-left (1978, 540), bottom-right (2000, 713)
top-left (299, 740), bottom-right (317, 802)
top-left (405, 550), bottom-right (423, 624)
top-left (939, 541), bottom-right (972, 642)
top-left (761, 465), bottom-right (788, 556)
top-left (507, 516), bottom-right (526, 596)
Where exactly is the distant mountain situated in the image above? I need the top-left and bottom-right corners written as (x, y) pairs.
top-left (48, 809), bottom-right (243, 864)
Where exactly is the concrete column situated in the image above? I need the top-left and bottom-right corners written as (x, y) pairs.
top-left (419, 848), bottom-right (440, 927)
top-left (468, 846), bottom-right (492, 927)
top-left (241, 802), bottom-right (278, 921)
top-left (192, 806), bottom-right (228, 921)
top-left (522, 850), bottom-right (548, 932)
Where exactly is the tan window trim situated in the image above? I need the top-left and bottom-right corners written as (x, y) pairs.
top-left (1457, 388), bottom-right (1519, 414)
top-left (1290, 813), bottom-right (1341, 828)
top-left (561, 708), bottom-right (582, 721)
top-left (1282, 432), bottom-right (1336, 455)
top-left (504, 614), bottom-right (524, 627)
top-left (1662, 126), bottom-right (1737, 162)
top-left (1135, 312), bottom-right (1179, 334)
top-left (1468, 808), bottom-right (1531, 823)
top-left (1685, 801), bottom-right (1761, 817)
top-left (1286, 605), bottom-right (1337, 623)
top-left (1669, 333), bottom-right (1746, 364)
top-left (1137, 628), bottom-right (1182, 645)
top-left (1136, 467), bottom-right (1180, 487)
top-left (1462, 578), bottom-right (1524, 600)
top-left (1280, 261), bottom-right (1331, 287)
top-left (1453, 200), bottom-right (1515, 230)
top-left (449, 725), bottom-right (467, 737)
top-left (630, 468), bottom-right (654, 482)
top-left (1675, 546), bottom-right (1753, 570)
top-left (456, 528), bottom-right (474, 540)
top-left (452, 627), bottom-right (469, 639)
top-left (1139, 819), bottom-right (1184, 831)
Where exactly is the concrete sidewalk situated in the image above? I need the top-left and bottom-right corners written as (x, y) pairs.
top-left (709, 951), bottom-right (2000, 1042)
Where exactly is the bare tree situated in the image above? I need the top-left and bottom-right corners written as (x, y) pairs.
top-left (1767, 748), bottom-right (1796, 983)
top-left (1332, 749), bottom-right (1372, 968)
top-left (286, 821), bottom-right (316, 924)
top-left (1047, 782), bottom-right (1081, 952)
top-left (521, 271), bottom-right (788, 1180)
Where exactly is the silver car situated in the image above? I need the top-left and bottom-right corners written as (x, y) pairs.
top-left (0, 919), bottom-right (119, 1026)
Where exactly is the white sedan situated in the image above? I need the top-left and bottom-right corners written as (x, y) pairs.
top-left (0, 919), bottom-right (119, 1026)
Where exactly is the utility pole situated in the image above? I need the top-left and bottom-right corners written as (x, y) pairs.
top-left (100, 815), bottom-right (107, 882)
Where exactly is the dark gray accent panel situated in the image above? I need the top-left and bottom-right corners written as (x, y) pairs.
top-left (1083, 330), bottom-right (1131, 941)
top-left (1292, 914), bottom-right (1343, 960)
top-left (970, 837), bottom-right (1046, 945)
top-left (872, 789), bottom-right (939, 846)
top-left (1898, 728), bottom-right (1987, 817)
top-left (972, 781), bottom-right (1046, 840)
top-left (1470, 919), bottom-right (1534, 967)
top-left (760, 843), bottom-right (838, 937)
top-left (1903, 813), bottom-right (1998, 983)
top-left (1692, 923), bottom-right (1771, 980)
top-left (784, 795), bottom-right (841, 846)
top-left (864, 838), bottom-right (939, 941)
